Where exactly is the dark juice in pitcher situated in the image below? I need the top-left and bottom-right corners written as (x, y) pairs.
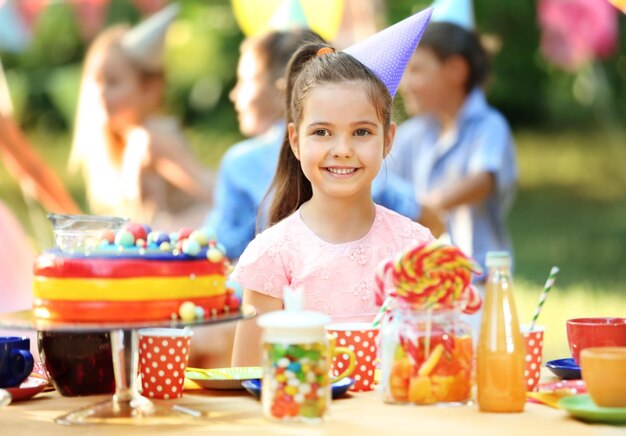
top-left (38, 332), bottom-right (115, 396)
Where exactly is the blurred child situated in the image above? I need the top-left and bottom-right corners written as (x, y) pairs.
top-left (0, 60), bottom-right (80, 215)
top-left (69, 5), bottom-right (212, 231)
top-left (391, 20), bottom-right (517, 278)
top-left (208, 29), bottom-right (442, 262)
top-left (231, 9), bottom-right (435, 366)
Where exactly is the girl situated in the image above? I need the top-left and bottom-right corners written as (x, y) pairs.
top-left (69, 16), bottom-right (213, 231)
top-left (392, 21), bottom-right (517, 278)
top-left (210, 30), bottom-right (443, 262)
top-left (231, 40), bottom-right (433, 366)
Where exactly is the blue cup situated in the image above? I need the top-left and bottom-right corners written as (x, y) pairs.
top-left (0, 337), bottom-right (34, 388)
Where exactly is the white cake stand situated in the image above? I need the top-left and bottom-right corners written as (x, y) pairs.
top-left (0, 305), bottom-right (256, 425)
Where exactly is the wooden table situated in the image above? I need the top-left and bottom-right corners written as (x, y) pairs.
top-left (2, 388), bottom-right (623, 435)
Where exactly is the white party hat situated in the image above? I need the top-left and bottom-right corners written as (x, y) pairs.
top-left (120, 3), bottom-right (179, 72)
top-left (431, 0), bottom-right (474, 30)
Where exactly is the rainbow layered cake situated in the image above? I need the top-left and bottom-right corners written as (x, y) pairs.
top-left (33, 223), bottom-right (241, 322)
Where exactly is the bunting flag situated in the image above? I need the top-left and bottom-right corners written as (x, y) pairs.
top-left (132, 0), bottom-right (168, 16)
top-left (268, 0), bottom-right (309, 31)
top-left (0, 0), bottom-right (32, 52)
top-left (15, 0), bottom-right (48, 30)
top-left (231, 0), bottom-right (344, 41)
top-left (69, 0), bottom-right (110, 42)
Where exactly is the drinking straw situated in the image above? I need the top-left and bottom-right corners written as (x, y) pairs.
top-left (372, 296), bottom-right (393, 328)
top-left (529, 266), bottom-right (560, 331)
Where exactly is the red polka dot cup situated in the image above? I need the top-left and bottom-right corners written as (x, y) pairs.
top-left (326, 323), bottom-right (379, 392)
top-left (138, 328), bottom-right (193, 399)
top-left (521, 325), bottom-right (544, 392)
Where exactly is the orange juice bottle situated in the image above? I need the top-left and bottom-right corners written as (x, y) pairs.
top-left (477, 251), bottom-right (526, 412)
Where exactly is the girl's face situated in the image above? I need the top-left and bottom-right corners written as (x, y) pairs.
top-left (230, 47), bottom-right (283, 137)
top-left (288, 82), bottom-right (395, 201)
top-left (400, 47), bottom-right (452, 115)
top-left (95, 47), bottom-right (147, 129)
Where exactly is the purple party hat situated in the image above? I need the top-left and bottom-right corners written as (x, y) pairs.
top-left (344, 7), bottom-right (433, 97)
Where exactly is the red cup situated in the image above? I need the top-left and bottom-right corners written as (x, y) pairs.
top-left (326, 323), bottom-right (379, 392)
top-left (566, 318), bottom-right (626, 366)
top-left (138, 328), bottom-right (193, 399)
top-left (521, 325), bottom-right (544, 392)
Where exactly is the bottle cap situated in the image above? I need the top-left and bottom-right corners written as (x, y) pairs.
top-left (485, 251), bottom-right (512, 267)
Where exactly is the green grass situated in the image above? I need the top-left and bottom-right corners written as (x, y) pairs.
top-left (1, 128), bottom-right (625, 362)
top-left (511, 130), bottom-right (626, 361)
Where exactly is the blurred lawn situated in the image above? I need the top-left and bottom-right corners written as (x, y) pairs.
top-left (1, 128), bottom-right (625, 361)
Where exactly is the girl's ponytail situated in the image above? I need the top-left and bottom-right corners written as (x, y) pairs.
top-left (266, 43), bottom-right (331, 227)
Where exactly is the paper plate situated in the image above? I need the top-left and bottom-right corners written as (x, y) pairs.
top-left (559, 394), bottom-right (626, 425)
top-left (185, 367), bottom-right (263, 390)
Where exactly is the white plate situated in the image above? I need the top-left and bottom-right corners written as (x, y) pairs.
top-left (185, 367), bottom-right (262, 390)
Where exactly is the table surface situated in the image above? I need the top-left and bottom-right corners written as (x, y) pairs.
top-left (2, 387), bottom-right (623, 435)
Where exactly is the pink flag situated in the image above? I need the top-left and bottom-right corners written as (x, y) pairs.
top-left (69, 0), bottom-right (110, 42)
top-left (15, 0), bottom-right (47, 30)
top-left (538, 0), bottom-right (619, 71)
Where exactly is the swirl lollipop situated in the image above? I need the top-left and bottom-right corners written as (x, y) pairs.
top-left (388, 241), bottom-right (482, 313)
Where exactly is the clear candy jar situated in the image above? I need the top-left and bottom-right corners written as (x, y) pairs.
top-left (379, 305), bottom-right (473, 405)
top-left (257, 310), bottom-right (332, 423)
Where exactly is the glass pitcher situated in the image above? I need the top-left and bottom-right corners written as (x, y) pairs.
top-left (47, 213), bottom-right (128, 252)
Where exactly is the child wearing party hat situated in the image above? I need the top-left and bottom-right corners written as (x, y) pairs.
top-left (69, 4), bottom-right (213, 231)
top-left (231, 8), bottom-right (435, 366)
top-left (207, 27), bottom-right (443, 262)
top-left (391, 0), bottom-right (517, 281)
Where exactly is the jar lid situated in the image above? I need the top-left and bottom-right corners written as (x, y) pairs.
top-left (258, 310), bottom-right (331, 343)
top-left (485, 251), bottom-right (511, 267)
top-left (258, 310), bottom-right (330, 330)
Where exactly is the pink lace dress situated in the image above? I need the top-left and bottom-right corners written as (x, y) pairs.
top-left (231, 205), bottom-right (433, 321)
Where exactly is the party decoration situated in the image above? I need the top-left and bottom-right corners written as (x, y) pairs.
top-left (120, 2), bottom-right (179, 72)
top-left (231, 0), bottom-right (344, 42)
top-left (268, 0), bottom-right (309, 31)
top-left (132, 0), bottom-right (168, 15)
top-left (69, 0), bottom-right (109, 42)
top-left (0, 0), bottom-right (32, 52)
top-left (538, 0), bottom-right (618, 71)
top-left (344, 7), bottom-right (433, 97)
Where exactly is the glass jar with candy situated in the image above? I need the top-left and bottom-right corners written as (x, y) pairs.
top-left (379, 306), bottom-right (473, 405)
top-left (375, 241), bottom-right (483, 406)
top-left (257, 308), bottom-right (332, 423)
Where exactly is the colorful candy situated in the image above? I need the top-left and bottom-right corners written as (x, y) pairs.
top-left (386, 323), bottom-right (473, 405)
top-left (263, 342), bottom-right (329, 421)
top-left (94, 222), bottom-right (221, 259)
top-left (178, 301), bottom-right (197, 321)
top-left (375, 241), bottom-right (482, 314)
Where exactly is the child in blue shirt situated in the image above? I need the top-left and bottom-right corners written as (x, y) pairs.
top-left (390, 21), bottom-right (517, 278)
